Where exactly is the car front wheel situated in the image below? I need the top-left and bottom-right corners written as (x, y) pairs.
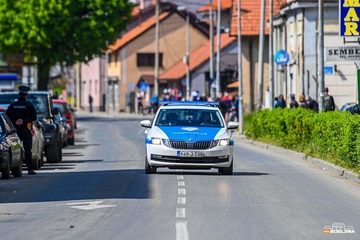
top-left (145, 157), bottom-right (156, 174)
top-left (218, 159), bottom-right (233, 175)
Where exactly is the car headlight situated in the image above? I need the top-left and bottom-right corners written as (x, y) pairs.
top-left (219, 139), bottom-right (230, 146)
top-left (151, 138), bottom-right (162, 145)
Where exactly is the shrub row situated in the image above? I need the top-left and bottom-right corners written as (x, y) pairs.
top-left (244, 108), bottom-right (360, 173)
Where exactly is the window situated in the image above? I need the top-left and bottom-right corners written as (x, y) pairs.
top-left (137, 53), bottom-right (163, 67)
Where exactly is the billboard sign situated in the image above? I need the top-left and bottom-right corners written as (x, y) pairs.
top-left (340, 0), bottom-right (360, 36)
top-left (325, 46), bottom-right (360, 61)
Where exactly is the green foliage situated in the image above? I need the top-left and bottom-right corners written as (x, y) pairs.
top-left (0, 0), bottom-right (133, 89)
top-left (245, 108), bottom-right (360, 173)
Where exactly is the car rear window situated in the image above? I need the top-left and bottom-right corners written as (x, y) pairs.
top-left (0, 93), bottom-right (49, 115)
top-left (53, 103), bottom-right (67, 115)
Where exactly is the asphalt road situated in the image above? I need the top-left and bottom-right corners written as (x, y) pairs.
top-left (0, 114), bottom-right (359, 240)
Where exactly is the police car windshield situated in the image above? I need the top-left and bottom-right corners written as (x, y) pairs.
top-left (155, 109), bottom-right (224, 127)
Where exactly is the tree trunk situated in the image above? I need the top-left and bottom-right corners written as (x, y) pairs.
top-left (37, 59), bottom-right (50, 90)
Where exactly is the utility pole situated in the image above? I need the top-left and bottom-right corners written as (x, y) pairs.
top-left (216, 0), bottom-right (221, 97)
top-left (237, 0), bottom-right (244, 134)
top-left (186, 11), bottom-right (190, 101)
top-left (154, 0), bottom-right (160, 97)
top-left (105, 40), bottom-right (109, 113)
top-left (209, 2), bottom-right (215, 100)
top-left (318, 0), bottom-right (324, 112)
top-left (257, 0), bottom-right (266, 109)
top-left (76, 62), bottom-right (81, 109)
top-left (269, 0), bottom-right (274, 110)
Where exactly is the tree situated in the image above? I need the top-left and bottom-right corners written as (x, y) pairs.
top-left (0, 0), bottom-right (133, 90)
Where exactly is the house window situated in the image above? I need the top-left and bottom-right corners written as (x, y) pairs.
top-left (108, 53), bottom-right (112, 64)
top-left (137, 53), bottom-right (163, 67)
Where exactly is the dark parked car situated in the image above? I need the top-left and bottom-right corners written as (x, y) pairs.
top-left (53, 106), bottom-right (69, 148)
top-left (0, 112), bottom-right (23, 179)
top-left (0, 92), bottom-right (62, 163)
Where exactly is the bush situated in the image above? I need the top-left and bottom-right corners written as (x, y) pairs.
top-left (245, 108), bottom-right (360, 173)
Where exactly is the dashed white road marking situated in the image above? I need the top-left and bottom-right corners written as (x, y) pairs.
top-left (176, 221), bottom-right (189, 240)
top-left (177, 176), bottom-right (184, 180)
top-left (178, 188), bottom-right (186, 195)
top-left (178, 181), bottom-right (185, 186)
top-left (177, 197), bottom-right (186, 204)
top-left (176, 208), bottom-right (186, 218)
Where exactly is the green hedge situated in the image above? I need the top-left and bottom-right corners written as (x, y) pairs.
top-left (244, 108), bottom-right (360, 173)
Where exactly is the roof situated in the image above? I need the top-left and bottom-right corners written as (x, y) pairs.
top-left (229, 0), bottom-right (287, 36)
top-left (159, 33), bottom-right (236, 80)
top-left (197, 0), bottom-right (233, 13)
top-left (109, 12), bottom-right (171, 52)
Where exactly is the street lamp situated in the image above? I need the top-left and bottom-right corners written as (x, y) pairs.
top-left (177, 6), bottom-right (190, 100)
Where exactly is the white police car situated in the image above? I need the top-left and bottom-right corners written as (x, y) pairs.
top-left (140, 101), bottom-right (239, 175)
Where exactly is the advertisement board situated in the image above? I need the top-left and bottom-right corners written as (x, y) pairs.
top-left (339, 0), bottom-right (360, 36)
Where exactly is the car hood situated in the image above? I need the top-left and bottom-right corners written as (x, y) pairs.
top-left (153, 126), bottom-right (229, 141)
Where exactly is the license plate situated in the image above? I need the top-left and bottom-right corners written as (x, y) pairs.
top-left (177, 151), bottom-right (204, 157)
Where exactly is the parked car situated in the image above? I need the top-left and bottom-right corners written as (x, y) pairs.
top-left (0, 107), bottom-right (45, 170)
top-left (340, 102), bottom-right (357, 112)
top-left (0, 112), bottom-right (23, 179)
top-left (52, 99), bottom-right (75, 145)
top-left (0, 92), bottom-right (62, 163)
top-left (140, 101), bottom-right (239, 175)
top-left (53, 106), bottom-right (69, 148)
top-left (30, 121), bottom-right (45, 169)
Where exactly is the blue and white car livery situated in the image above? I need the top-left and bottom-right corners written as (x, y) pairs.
top-left (140, 101), bottom-right (239, 175)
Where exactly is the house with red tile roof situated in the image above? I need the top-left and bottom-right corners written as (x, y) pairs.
top-left (105, 3), bottom-right (210, 112)
top-left (159, 33), bottom-right (237, 98)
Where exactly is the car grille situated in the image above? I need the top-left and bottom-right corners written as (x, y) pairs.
top-left (167, 140), bottom-right (216, 149)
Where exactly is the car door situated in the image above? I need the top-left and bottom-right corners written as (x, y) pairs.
top-left (2, 114), bottom-right (22, 161)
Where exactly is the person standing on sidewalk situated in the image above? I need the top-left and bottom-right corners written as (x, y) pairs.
top-left (88, 94), bottom-right (93, 113)
top-left (6, 86), bottom-right (37, 175)
top-left (323, 87), bottom-right (335, 112)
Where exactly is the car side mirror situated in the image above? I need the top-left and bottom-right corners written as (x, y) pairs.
top-left (140, 120), bottom-right (152, 128)
top-left (227, 122), bottom-right (239, 130)
top-left (52, 108), bottom-right (59, 115)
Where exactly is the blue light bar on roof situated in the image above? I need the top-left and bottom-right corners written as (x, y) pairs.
top-left (0, 73), bottom-right (18, 80)
top-left (160, 101), bottom-right (219, 107)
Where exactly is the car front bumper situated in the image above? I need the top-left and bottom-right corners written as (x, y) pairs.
top-left (146, 144), bottom-right (233, 169)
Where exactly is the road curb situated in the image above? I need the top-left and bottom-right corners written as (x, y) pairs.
top-left (233, 135), bottom-right (360, 184)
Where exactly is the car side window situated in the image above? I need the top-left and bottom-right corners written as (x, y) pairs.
top-left (2, 114), bottom-right (15, 132)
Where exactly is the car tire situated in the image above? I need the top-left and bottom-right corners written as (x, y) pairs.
top-left (11, 163), bottom-right (23, 178)
top-left (32, 158), bottom-right (40, 170)
top-left (46, 142), bottom-right (60, 163)
top-left (40, 150), bottom-right (44, 167)
top-left (219, 159), bottom-right (233, 175)
top-left (59, 142), bottom-right (62, 161)
top-left (1, 154), bottom-right (11, 179)
top-left (145, 157), bottom-right (156, 174)
top-left (63, 139), bottom-right (68, 148)
top-left (68, 137), bottom-right (75, 145)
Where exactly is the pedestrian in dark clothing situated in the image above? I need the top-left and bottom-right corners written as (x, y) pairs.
top-left (289, 94), bottom-right (299, 108)
top-left (88, 94), bottom-right (93, 113)
top-left (323, 87), bottom-right (335, 111)
top-left (307, 96), bottom-right (319, 112)
top-left (6, 86), bottom-right (37, 175)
